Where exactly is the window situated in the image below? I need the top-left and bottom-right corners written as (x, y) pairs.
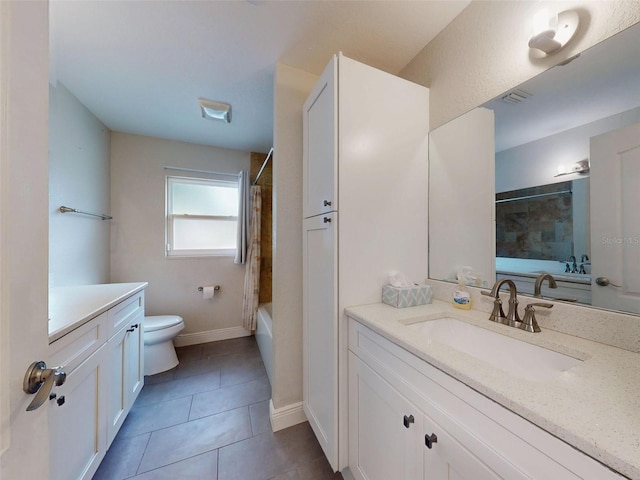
top-left (166, 176), bottom-right (238, 257)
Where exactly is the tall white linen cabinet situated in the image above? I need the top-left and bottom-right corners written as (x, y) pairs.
top-left (302, 53), bottom-right (429, 472)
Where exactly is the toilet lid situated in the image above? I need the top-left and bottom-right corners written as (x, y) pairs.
top-left (144, 315), bottom-right (184, 333)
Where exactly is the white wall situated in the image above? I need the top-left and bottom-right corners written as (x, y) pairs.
top-left (49, 82), bottom-right (111, 287)
top-left (401, 1), bottom-right (640, 130)
top-left (272, 63), bottom-right (318, 410)
top-left (110, 133), bottom-right (250, 340)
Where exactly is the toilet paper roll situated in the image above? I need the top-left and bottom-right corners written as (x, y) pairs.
top-left (202, 286), bottom-right (215, 299)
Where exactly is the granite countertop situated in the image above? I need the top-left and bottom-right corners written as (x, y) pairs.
top-left (49, 282), bottom-right (148, 343)
top-left (345, 300), bottom-right (640, 479)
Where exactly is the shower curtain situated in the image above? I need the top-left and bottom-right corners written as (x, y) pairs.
top-left (242, 185), bottom-right (262, 331)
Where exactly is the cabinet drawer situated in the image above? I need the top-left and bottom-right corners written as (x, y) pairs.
top-left (49, 312), bottom-right (107, 375)
top-left (349, 319), bottom-right (623, 480)
top-left (108, 291), bottom-right (144, 338)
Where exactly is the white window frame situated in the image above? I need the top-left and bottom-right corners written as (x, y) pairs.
top-left (166, 175), bottom-right (238, 257)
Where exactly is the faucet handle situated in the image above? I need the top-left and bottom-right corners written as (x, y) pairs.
top-left (520, 302), bottom-right (552, 333)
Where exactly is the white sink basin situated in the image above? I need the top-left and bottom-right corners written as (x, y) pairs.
top-left (407, 318), bottom-right (582, 382)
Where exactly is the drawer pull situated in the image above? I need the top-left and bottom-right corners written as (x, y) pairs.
top-left (425, 433), bottom-right (438, 449)
top-left (323, 217), bottom-right (332, 223)
top-left (56, 396), bottom-right (66, 407)
top-left (403, 414), bottom-right (415, 428)
top-left (323, 200), bottom-right (332, 207)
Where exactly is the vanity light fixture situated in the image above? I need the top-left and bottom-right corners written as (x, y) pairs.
top-left (198, 98), bottom-right (232, 123)
top-left (528, 9), bottom-right (580, 55)
top-left (554, 159), bottom-right (590, 177)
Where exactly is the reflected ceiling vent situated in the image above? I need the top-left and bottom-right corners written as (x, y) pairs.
top-left (500, 89), bottom-right (532, 105)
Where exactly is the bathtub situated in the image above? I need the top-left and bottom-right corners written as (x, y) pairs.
top-left (256, 303), bottom-right (273, 386)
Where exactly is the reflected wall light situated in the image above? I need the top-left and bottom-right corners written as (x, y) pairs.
top-left (529, 9), bottom-right (580, 55)
top-left (554, 159), bottom-right (590, 177)
top-left (198, 98), bottom-right (232, 123)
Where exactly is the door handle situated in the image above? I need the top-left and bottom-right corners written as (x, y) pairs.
top-left (595, 276), bottom-right (621, 287)
top-left (23, 361), bottom-right (67, 411)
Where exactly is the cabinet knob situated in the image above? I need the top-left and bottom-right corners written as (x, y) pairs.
top-left (323, 200), bottom-right (332, 207)
top-left (323, 217), bottom-right (332, 224)
top-left (403, 414), bottom-right (415, 428)
top-left (425, 433), bottom-right (438, 449)
top-left (56, 396), bottom-right (66, 407)
top-left (132, 324), bottom-right (139, 329)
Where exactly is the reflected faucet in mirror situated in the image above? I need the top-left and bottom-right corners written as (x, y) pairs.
top-left (534, 273), bottom-right (557, 298)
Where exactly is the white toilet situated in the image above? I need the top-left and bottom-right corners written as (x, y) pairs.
top-left (143, 315), bottom-right (185, 376)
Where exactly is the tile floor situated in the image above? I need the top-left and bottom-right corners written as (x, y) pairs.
top-left (93, 336), bottom-right (343, 480)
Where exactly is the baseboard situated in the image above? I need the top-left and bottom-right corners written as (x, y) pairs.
top-left (173, 326), bottom-right (251, 347)
top-left (269, 399), bottom-right (308, 432)
top-left (340, 468), bottom-right (355, 480)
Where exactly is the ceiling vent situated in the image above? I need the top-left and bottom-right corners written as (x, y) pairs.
top-left (500, 89), bottom-right (532, 105)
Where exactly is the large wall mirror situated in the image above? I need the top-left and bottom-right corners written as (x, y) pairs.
top-left (429, 22), bottom-right (640, 316)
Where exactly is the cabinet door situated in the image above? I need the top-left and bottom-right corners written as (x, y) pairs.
top-left (303, 213), bottom-right (338, 470)
top-left (126, 309), bottom-right (144, 405)
top-left (49, 345), bottom-right (108, 480)
top-left (349, 353), bottom-right (423, 480)
top-left (107, 324), bottom-right (128, 446)
top-left (107, 312), bottom-right (144, 446)
top-left (303, 55), bottom-right (337, 218)
top-left (422, 412), bottom-right (502, 480)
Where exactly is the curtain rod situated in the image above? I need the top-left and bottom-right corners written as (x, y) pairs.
top-left (164, 166), bottom-right (240, 177)
top-left (253, 147), bottom-right (274, 185)
top-left (495, 189), bottom-right (572, 204)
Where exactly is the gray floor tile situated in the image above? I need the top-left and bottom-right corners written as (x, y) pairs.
top-left (97, 336), bottom-right (336, 480)
top-left (190, 378), bottom-right (271, 420)
top-left (220, 353), bottom-right (268, 387)
top-left (93, 433), bottom-right (150, 480)
top-left (269, 470), bottom-right (299, 480)
top-left (144, 368), bottom-right (177, 385)
top-left (131, 449), bottom-right (218, 479)
top-left (174, 356), bottom-right (228, 380)
top-left (119, 396), bottom-right (192, 438)
top-left (138, 406), bottom-right (252, 473)
top-left (201, 336), bottom-right (259, 358)
top-left (135, 370), bottom-right (220, 407)
top-left (298, 456), bottom-right (344, 480)
top-left (176, 345), bottom-right (204, 362)
top-left (217, 422), bottom-right (325, 480)
top-left (249, 400), bottom-right (271, 436)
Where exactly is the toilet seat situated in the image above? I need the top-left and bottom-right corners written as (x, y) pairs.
top-left (144, 315), bottom-right (183, 333)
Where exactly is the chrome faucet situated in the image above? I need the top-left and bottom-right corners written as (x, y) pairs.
top-left (580, 254), bottom-right (589, 263)
top-left (567, 255), bottom-right (578, 273)
top-left (534, 273), bottom-right (557, 298)
top-left (482, 279), bottom-right (521, 327)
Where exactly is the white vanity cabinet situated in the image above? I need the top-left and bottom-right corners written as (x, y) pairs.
top-left (48, 285), bottom-right (146, 480)
top-left (348, 318), bottom-right (625, 480)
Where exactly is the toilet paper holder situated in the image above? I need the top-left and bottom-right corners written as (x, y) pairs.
top-left (198, 285), bottom-right (221, 292)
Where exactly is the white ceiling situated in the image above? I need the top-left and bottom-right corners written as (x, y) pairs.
top-left (50, 0), bottom-right (470, 153)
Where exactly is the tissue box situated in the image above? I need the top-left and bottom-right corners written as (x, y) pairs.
top-left (382, 284), bottom-right (432, 308)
